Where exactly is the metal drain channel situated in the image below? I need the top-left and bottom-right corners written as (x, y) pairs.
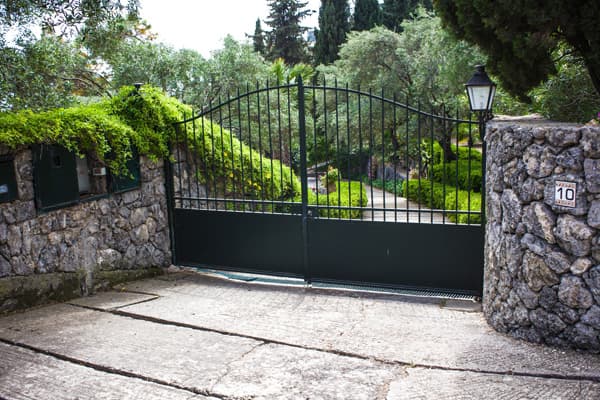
top-left (191, 267), bottom-right (479, 302)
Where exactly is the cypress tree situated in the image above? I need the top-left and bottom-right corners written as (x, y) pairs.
top-left (265, 0), bottom-right (313, 64)
top-left (314, 0), bottom-right (350, 65)
top-left (251, 19), bottom-right (266, 55)
top-left (353, 0), bottom-right (381, 31)
top-left (382, 0), bottom-right (430, 32)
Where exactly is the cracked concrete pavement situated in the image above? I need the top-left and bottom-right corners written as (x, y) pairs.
top-left (0, 271), bottom-right (599, 399)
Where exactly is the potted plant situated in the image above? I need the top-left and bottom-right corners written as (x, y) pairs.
top-left (320, 166), bottom-right (339, 193)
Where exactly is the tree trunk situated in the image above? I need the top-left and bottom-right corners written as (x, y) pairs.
top-left (440, 132), bottom-right (457, 163)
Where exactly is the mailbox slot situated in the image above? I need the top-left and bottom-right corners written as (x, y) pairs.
top-left (0, 156), bottom-right (18, 203)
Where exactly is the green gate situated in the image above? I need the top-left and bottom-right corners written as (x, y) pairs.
top-left (167, 79), bottom-right (484, 296)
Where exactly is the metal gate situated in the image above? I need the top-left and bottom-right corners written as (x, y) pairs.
top-left (167, 78), bottom-right (484, 296)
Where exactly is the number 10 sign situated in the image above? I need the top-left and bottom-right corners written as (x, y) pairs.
top-left (554, 181), bottom-right (577, 208)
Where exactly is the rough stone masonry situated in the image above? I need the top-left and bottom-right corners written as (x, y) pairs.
top-left (0, 148), bottom-right (171, 313)
top-left (484, 117), bottom-right (600, 351)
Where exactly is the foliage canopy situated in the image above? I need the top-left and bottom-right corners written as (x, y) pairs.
top-left (434, 0), bottom-right (600, 100)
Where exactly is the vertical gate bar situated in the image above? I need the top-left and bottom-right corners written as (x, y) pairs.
top-left (358, 87), bottom-right (363, 217)
top-left (467, 114), bottom-right (473, 225)
top-left (208, 103), bottom-right (218, 210)
top-left (417, 101), bottom-right (422, 224)
top-left (455, 108), bottom-right (460, 224)
top-left (184, 114), bottom-right (189, 209)
top-left (345, 83), bottom-right (351, 220)
top-left (246, 83), bottom-right (254, 211)
top-left (175, 115), bottom-right (184, 209)
top-left (276, 83), bottom-right (284, 209)
top-left (256, 82), bottom-right (265, 213)
top-left (287, 82), bottom-right (293, 192)
top-left (369, 88), bottom-right (374, 222)
top-left (381, 88), bottom-right (386, 222)
top-left (405, 94), bottom-right (409, 222)
top-left (164, 140), bottom-right (177, 265)
top-left (467, 114), bottom-right (473, 224)
top-left (393, 93), bottom-right (398, 223)
top-left (201, 115), bottom-right (210, 209)
top-left (266, 81), bottom-right (275, 213)
top-left (323, 79), bottom-right (330, 218)
top-left (297, 76), bottom-right (311, 283)
top-left (183, 114), bottom-right (196, 208)
top-left (218, 97), bottom-right (227, 209)
top-left (313, 80), bottom-right (319, 210)
top-left (335, 80), bottom-right (341, 220)
top-left (236, 88), bottom-right (246, 210)
top-left (480, 112), bottom-right (487, 227)
top-left (429, 106), bottom-right (434, 224)
top-left (191, 112), bottom-right (200, 209)
top-left (441, 105), bottom-right (447, 225)
top-left (226, 93), bottom-right (236, 210)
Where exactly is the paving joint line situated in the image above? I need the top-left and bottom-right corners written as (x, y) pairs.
top-left (0, 337), bottom-right (240, 400)
top-left (67, 303), bottom-right (600, 384)
top-left (66, 296), bottom-right (160, 311)
top-left (113, 295), bottom-right (161, 310)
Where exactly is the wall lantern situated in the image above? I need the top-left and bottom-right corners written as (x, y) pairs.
top-left (465, 65), bottom-right (496, 226)
top-left (465, 65), bottom-right (496, 113)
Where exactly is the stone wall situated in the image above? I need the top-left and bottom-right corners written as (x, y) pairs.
top-left (0, 148), bottom-right (171, 313)
top-left (484, 117), bottom-right (600, 351)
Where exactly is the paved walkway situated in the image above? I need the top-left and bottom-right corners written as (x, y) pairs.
top-left (361, 184), bottom-right (446, 223)
top-left (0, 271), bottom-right (599, 399)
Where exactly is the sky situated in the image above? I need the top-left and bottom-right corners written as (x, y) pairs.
top-left (140, 0), bottom-right (322, 58)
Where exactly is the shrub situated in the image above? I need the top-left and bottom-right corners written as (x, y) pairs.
top-left (429, 140), bottom-right (482, 165)
top-left (431, 160), bottom-right (482, 192)
top-left (303, 181), bottom-right (368, 219)
top-left (185, 119), bottom-right (301, 203)
top-left (402, 179), bottom-right (481, 224)
top-left (320, 166), bottom-right (340, 187)
top-left (369, 178), bottom-right (404, 195)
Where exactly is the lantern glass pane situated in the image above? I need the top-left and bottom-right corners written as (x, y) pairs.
top-left (487, 86), bottom-right (496, 110)
top-left (467, 85), bottom-right (492, 111)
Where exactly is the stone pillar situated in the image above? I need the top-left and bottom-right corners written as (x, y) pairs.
top-left (483, 116), bottom-right (600, 351)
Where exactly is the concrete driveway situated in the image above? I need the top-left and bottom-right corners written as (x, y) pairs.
top-left (0, 271), bottom-right (599, 399)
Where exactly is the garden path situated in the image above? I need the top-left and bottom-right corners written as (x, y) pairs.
top-left (362, 184), bottom-right (447, 223)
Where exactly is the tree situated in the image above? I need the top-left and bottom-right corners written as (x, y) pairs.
top-left (381, 0), bottom-right (431, 32)
top-left (531, 45), bottom-right (600, 123)
top-left (0, 0), bottom-right (144, 110)
top-left (314, 0), bottom-right (350, 65)
top-left (352, 0), bottom-right (381, 31)
top-left (0, 35), bottom-right (91, 111)
top-left (250, 18), bottom-right (266, 55)
top-left (265, 0), bottom-right (313, 64)
top-left (433, 0), bottom-right (600, 100)
top-left (318, 11), bottom-right (484, 162)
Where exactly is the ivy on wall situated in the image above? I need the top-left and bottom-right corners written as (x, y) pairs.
top-left (0, 86), bottom-right (189, 176)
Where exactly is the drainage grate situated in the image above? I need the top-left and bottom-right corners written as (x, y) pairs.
top-left (191, 267), bottom-right (479, 302)
top-left (311, 281), bottom-right (479, 301)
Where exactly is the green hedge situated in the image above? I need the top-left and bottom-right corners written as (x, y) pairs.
top-left (429, 140), bottom-right (482, 165)
top-left (305, 181), bottom-right (368, 219)
top-left (431, 160), bottom-right (482, 192)
top-left (187, 120), bottom-right (301, 202)
top-left (369, 178), bottom-right (404, 196)
top-left (403, 179), bottom-right (481, 224)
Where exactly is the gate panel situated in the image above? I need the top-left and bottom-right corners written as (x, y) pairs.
top-left (308, 219), bottom-right (483, 295)
top-left (174, 209), bottom-right (304, 277)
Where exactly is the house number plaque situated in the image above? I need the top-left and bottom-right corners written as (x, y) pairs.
top-left (554, 181), bottom-right (577, 208)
